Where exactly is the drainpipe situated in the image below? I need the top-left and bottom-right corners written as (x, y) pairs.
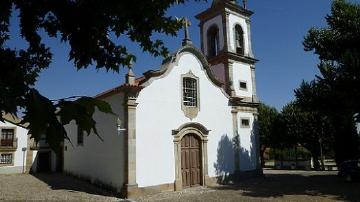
top-left (22, 147), bottom-right (27, 173)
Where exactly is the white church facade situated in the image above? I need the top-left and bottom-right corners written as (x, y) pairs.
top-left (64, 0), bottom-right (261, 197)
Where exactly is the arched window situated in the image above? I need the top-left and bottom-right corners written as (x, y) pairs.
top-left (234, 24), bottom-right (244, 55)
top-left (207, 25), bottom-right (219, 57)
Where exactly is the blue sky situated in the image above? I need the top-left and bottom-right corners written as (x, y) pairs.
top-left (6, 0), bottom-right (359, 110)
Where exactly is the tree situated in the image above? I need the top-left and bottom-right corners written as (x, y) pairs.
top-left (284, 102), bottom-right (335, 169)
top-left (258, 103), bottom-right (278, 167)
top-left (295, 81), bottom-right (358, 165)
top-left (297, 0), bottom-right (360, 164)
top-left (0, 0), bottom-right (202, 151)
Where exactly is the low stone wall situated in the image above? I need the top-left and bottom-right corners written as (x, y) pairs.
top-left (275, 160), bottom-right (311, 170)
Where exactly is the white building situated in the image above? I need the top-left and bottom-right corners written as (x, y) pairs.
top-left (30, 137), bottom-right (63, 173)
top-left (0, 114), bottom-right (61, 174)
top-left (64, 0), bottom-right (261, 197)
top-left (0, 116), bottom-right (30, 174)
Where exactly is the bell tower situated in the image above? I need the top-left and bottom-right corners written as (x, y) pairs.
top-left (196, 0), bottom-right (261, 172)
top-left (196, 0), bottom-right (258, 103)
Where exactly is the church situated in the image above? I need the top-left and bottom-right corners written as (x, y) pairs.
top-left (64, 0), bottom-right (261, 198)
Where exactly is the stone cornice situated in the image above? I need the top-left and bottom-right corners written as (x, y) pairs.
top-left (94, 45), bottom-right (229, 100)
top-left (230, 96), bottom-right (260, 107)
top-left (196, 2), bottom-right (253, 22)
top-left (138, 45), bottom-right (225, 90)
top-left (207, 51), bottom-right (258, 66)
top-left (119, 84), bottom-right (144, 95)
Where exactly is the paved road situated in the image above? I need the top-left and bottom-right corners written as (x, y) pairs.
top-left (135, 170), bottom-right (360, 202)
top-left (0, 170), bottom-right (359, 201)
top-left (0, 173), bottom-right (123, 201)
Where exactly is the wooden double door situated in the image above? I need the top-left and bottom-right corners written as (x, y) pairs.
top-left (181, 133), bottom-right (202, 187)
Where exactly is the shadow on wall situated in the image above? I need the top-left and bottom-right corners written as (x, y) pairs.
top-left (239, 125), bottom-right (257, 171)
top-left (214, 126), bottom-right (257, 184)
top-left (214, 135), bottom-right (235, 184)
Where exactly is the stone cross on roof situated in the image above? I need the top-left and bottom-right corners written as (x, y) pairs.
top-left (212, 0), bottom-right (236, 7)
top-left (242, 0), bottom-right (248, 9)
top-left (182, 17), bottom-right (192, 46)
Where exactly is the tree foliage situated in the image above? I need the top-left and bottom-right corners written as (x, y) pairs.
top-left (258, 103), bottom-right (278, 166)
top-left (295, 0), bottom-right (360, 164)
top-left (301, 0), bottom-right (360, 120)
top-left (280, 102), bottom-right (334, 169)
top-left (0, 0), bottom-right (203, 150)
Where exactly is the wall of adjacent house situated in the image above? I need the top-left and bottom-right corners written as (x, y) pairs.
top-left (64, 93), bottom-right (126, 192)
top-left (136, 52), bottom-right (240, 188)
top-left (0, 121), bottom-right (29, 174)
top-left (31, 150), bottom-right (38, 172)
top-left (30, 148), bottom-right (58, 173)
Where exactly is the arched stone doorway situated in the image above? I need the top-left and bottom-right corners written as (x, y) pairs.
top-left (172, 122), bottom-right (210, 191)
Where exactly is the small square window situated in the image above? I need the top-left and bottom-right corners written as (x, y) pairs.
top-left (241, 118), bottom-right (250, 128)
top-left (239, 81), bottom-right (247, 90)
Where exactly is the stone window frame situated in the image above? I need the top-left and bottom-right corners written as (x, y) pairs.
top-left (239, 80), bottom-right (248, 91)
top-left (172, 122), bottom-right (210, 191)
top-left (0, 152), bottom-right (14, 166)
top-left (0, 127), bottom-right (16, 141)
top-left (240, 117), bottom-right (251, 128)
top-left (0, 127), bottom-right (17, 150)
top-left (207, 24), bottom-right (220, 58)
top-left (233, 24), bottom-right (245, 55)
top-left (181, 71), bottom-right (200, 120)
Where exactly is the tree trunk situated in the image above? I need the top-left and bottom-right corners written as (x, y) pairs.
top-left (319, 138), bottom-right (325, 170)
top-left (260, 146), bottom-right (266, 168)
top-left (295, 146), bottom-right (298, 169)
top-left (312, 154), bottom-right (320, 170)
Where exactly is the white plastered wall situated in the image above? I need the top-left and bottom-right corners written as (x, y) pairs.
top-left (227, 13), bottom-right (250, 56)
top-left (237, 112), bottom-right (256, 171)
top-left (136, 52), bottom-right (235, 188)
top-left (64, 93), bottom-right (126, 191)
top-left (31, 150), bottom-right (38, 172)
top-left (232, 62), bottom-right (253, 97)
top-left (0, 121), bottom-right (29, 174)
top-left (202, 14), bottom-right (224, 57)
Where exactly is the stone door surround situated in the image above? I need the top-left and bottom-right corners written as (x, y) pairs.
top-left (172, 122), bottom-right (211, 191)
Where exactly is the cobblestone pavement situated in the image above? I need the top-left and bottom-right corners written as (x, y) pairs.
top-left (134, 170), bottom-right (360, 202)
top-left (1, 170), bottom-right (359, 202)
top-left (0, 173), bottom-right (124, 202)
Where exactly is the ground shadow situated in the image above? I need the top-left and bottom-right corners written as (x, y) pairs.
top-left (32, 173), bottom-right (121, 198)
top-left (213, 171), bottom-right (360, 202)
